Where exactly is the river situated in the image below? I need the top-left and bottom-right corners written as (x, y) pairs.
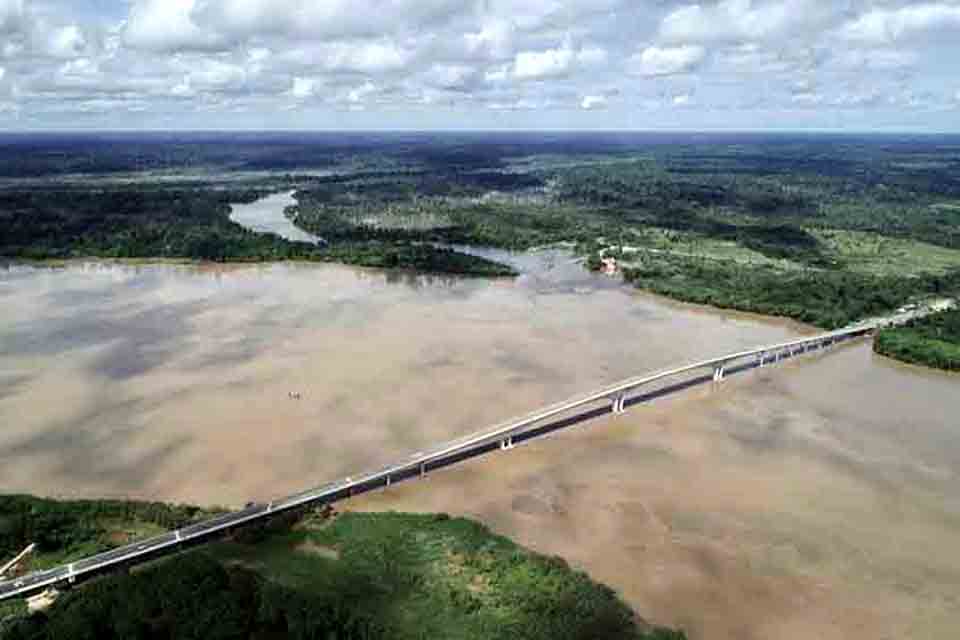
top-left (0, 194), bottom-right (957, 639)
top-left (228, 190), bottom-right (321, 244)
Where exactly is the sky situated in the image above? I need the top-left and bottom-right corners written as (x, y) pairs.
top-left (0, 0), bottom-right (959, 131)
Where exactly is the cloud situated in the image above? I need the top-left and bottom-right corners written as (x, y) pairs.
top-left (124, 0), bottom-right (225, 51)
top-left (289, 76), bottom-right (317, 100)
top-left (630, 45), bottom-right (705, 76)
top-left (464, 19), bottom-right (515, 61)
top-left (840, 3), bottom-right (960, 44)
top-left (38, 24), bottom-right (86, 58)
top-left (513, 45), bottom-right (574, 80)
top-left (280, 40), bottom-right (414, 74)
top-left (0, 0), bottom-right (23, 34)
top-left (832, 49), bottom-right (918, 72)
top-left (580, 94), bottom-right (607, 110)
top-left (423, 64), bottom-right (480, 91)
top-left (513, 44), bottom-right (608, 79)
top-left (659, 0), bottom-right (828, 44)
top-left (190, 0), bottom-right (462, 41)
top-left (3, 0), bottom-right (960, 129)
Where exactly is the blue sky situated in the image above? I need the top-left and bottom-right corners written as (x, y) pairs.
top-left (1, 0), bottom-right (959, 131)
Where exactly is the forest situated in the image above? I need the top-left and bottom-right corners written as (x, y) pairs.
top-left (0, 497), bottom-right (685, 640)
top-left (874, 309), bottom-right (960, 371)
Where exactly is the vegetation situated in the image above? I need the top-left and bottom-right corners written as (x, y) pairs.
top-left (874, 309), bottom-right (960, 371)
top-left (0, 495), bottom-right (216, 570)
top-left (3, 132), bottom-right (960, 325)
top-left (0, 185), bottom-right (513, 276)
top-left (0, 496), bottom-right (685, 640)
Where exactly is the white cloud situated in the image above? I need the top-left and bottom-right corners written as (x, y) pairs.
top-left (281, 41), bottom-right (414, 74)
top-left (487, 97), bottom-right (542, 110)
top-left (513, 45), bottom-right (575, 80)
top-left (289, 76), bottom-right (317, 99)
top-left (840, 3), bottom-right (960, 44)
top-left (345, 80), bottom-right (376, 105)
top-left (184, 59), bottom-right (248, 89)
top-left (59, 58), bottom-right (97, 77)
top-left (464, 19), bottom-right (514, 61)
top-left (576, 46), bottom-right (608, 67)
top-left (0, 0), bottom-right (23, 34)
top-left (191, 0), bottom-right (462, 41)
top-left (660, 0), bottom-right (826, 44)
top-left (580, 94), bottom-right (607, 110)
top-left (3, 0), bottom-right (960, 129)
top-left (513, 44), bottom-right (608, 80)
top-left (630, 45), bottom-right (705, 76)
top-left (40, 24), bottom-right (86, 59)
top-left (833, 49), bottom-right (918, 71)
top-left (124, 0), bottom-right (225, 51)
top-left (170, 79), bottom-right (195, 97)
top-left (423, 64), bottom-right (479, 91)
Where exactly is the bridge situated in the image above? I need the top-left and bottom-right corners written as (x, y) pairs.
top-left (0, 321), bottom-right (887, 602)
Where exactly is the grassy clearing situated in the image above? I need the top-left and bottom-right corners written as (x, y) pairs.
top-left (812, 229), bottom-right (960, 277)
top-left (614, 227), bottom-right (804, 270)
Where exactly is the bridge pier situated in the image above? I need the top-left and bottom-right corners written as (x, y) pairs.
top-left (611, 394), bottom-right (626, 415)
top-left (713, 365), bottom-right (725, 381)
top-left (420, 462), bottom-right (426, 479)
top-left (500, 436), bottom-right (515, 451)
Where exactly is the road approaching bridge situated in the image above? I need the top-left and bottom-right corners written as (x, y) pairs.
top-left (0, 321), bottom-right (889, 602)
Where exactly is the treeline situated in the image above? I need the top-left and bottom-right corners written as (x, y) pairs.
top-left (874, 309), bottom-right (960, 371)
top-left (0, 495), bottom-right (211, 559)
top-left (322, 242), bottom-right (516, 277)
top-left (0, 185), bottom-right (515, 276)
top-left (0, 186), bottom-right (309, 262)
top-left (618, 254), bottom-right (960, 329)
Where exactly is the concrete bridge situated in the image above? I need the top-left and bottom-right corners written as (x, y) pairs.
top-left (0, 322), bottom-right (886, 603)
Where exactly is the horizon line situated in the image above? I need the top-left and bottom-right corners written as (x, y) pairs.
top-left (1, 127), bottom-right (959, 136)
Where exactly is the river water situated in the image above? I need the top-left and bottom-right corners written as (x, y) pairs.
top-left (228, 190), bottom-right (321, 244)
top-left (0, 196), bottom-right (957, 639)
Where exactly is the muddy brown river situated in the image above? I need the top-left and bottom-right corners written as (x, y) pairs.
top-left (1, 252), bottom-right (957, 639)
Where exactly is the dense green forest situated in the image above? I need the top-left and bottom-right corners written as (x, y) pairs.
top-left (0, 496), bottom-right (684, 640)
top-left (619, 255), bottom-right (960, 329)
top-left (874, 309), bottom-right (960, 371)
top-left (0, 185), bottom-right (513, 276)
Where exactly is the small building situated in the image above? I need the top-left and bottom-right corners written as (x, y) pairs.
top-left (601, 257), bottom-right (618, 275)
